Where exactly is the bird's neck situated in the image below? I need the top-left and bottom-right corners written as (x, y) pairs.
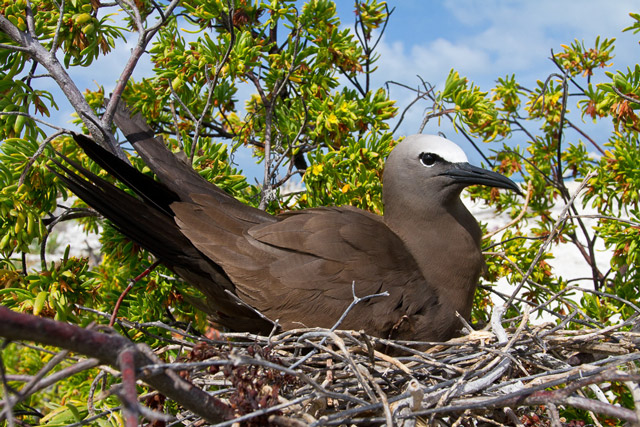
top-left (385, 194), bottom-right (482, 246)
top-left (384, 197), bottom-right (484, 318)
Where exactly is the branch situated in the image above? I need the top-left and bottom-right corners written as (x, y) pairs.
top-left (102, 0), bottom-right (181, 127)
top-left (188, 2), bottom-right (235, 162)
top-left (24, 0), bottom-right (37, 39)
top-left (0, 353), bottom-right (16, 427)
top-left (0, 42), bottom-right (31, 53)
top-left (565, 118), bottom-right (605, 155)
top-left (49, 0), bottom-right (65, 54)
top-left (556, 68), bottom-right (570, 197)
top-left (505, 170), bottom-right (597, 307)
top-left (117, 348), bottom-right (140, 427)
top-left (0, 15), bottom-right (124, 159)
top-left (388, 80), bottom-right (435, 135)
top-left (21, 357), bottom-right (100, 400)
top-left (0, 307), bottom-right (234, 423)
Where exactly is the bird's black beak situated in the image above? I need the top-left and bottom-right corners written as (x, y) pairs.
top-left (441, 163), bottom-right (522, 195)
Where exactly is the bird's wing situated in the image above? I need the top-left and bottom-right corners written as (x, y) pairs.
top-left (173, 196), bottom-right (436, 335)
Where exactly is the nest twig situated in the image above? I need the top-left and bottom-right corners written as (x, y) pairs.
top-left (1, 302), bottom-right (639, 426)
top-left (164, 315), bottom-right (640, 426)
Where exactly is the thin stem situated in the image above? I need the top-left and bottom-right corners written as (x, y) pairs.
top-left (102, 0), bottom-right (181, 127)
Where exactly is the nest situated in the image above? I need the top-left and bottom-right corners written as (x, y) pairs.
top-left (137, 305), bottom-right (640, 426)
top-left (2, 300), bottom-right (640, 426)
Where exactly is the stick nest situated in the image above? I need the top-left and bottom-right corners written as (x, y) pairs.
top-left (165, 314), bottom-right (640, 426)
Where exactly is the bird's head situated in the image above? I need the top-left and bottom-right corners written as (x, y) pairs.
top-left (383, 134), bottom-right (521, 213)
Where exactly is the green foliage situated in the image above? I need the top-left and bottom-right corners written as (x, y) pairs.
top-left (0, 77), bottom-right (54, 141)
top-left (437, 69), bottom-right (511, 141)
top-left (2, 341), bottom-right (123, 426)
top-left (0, 138), bottom-right (58, 260)
top-left (0, 247), bottom-right (101, 321)
top-left (554, 36), bottom-right (615, 78)
top-left (300, 131), bottom-right (393, 212)
top-left (2, 0), bottom-right (640, 424)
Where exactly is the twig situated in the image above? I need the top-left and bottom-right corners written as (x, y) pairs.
top-left (88, 370), bottom-right (108, 416)
top-left (566, 214), bottom-right (640, 228)
top-left (625, 376), bottom-right (640, 426)
top-left (358, 364), bottom-right (393, 426)
top-left (0, 350), bottom-right (15, 427)
top-left (613, 86), bottom-right (640, 105)
top-left (49, 0), bottom-right (65, 54)
top-left (214, 395), bottom-right (310, 427)
top-left (110, 260), bottom-right (161, 327)
top-left (483, 180), bottom-right (532, 239)
top-left (289, 283), bottom-right (388, 369)
top-left (388, 80), bottom-right (436, 135)
top-left (142, 356), bottom-right (369, 406)
top-left (506, 170), bottom-right (597, 307)
top-left (18, 130), bottom-right (64, 186)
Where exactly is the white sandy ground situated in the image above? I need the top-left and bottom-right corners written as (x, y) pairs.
top-left (40, 181), bottom-right (613, 325)
top-left (464, 180), bottom-right (614, 321)
top-left (469, 182), bottom-right (613, 279)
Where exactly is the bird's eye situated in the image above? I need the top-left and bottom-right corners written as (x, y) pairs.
top-left (419, 152), bottom-right (438, 167)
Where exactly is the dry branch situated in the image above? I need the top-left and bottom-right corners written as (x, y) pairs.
top-left (0, 306), bottom-right (233, 424)
top-left (2, 303), bottom-right (639, 426)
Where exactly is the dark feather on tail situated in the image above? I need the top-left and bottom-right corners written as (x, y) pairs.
top-left (49, 132), bottom-right (277, 333)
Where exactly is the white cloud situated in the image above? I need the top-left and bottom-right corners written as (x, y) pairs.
top-left (370, 0), bottom-right (640, 139)
top-left (378, 0), bottom-right (639, 82)
top-left (440, 0), bottom-right (639, 75)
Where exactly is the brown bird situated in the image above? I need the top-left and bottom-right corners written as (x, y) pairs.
top-left (51, 115), bottom-right (520, 342)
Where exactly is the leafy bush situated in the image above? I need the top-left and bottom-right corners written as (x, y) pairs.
top-left (1, 0), bottom-right (639, 424)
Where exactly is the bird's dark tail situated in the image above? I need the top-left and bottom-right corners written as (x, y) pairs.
top-left (73, 133), bottom-right (178, 213)
top-left (110, 104), bottom-right (273, 225)
top-left (49, 147), bottom-right (195, 266)
top-left (49, 130), bottom-right (276, 333)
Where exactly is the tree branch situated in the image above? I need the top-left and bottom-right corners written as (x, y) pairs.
top-left (102, 0), bottom-right (181, 128)
top-left (0, 307), bottom-right (234, 423)
top-left (0, 14), bottom-right (125, 159)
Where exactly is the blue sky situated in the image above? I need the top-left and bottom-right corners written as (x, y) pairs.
top-left (357, 1), bottom-right (639, 141)
top-left (43, 1), bottom-right (640, 176)
top-left (366, 0), bottom-right (638, 89)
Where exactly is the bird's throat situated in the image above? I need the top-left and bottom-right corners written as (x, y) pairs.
top-left (385, 199), bottom-right (484, 307)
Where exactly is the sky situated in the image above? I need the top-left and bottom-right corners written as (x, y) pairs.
top-left (41, 0), bottom-right (640, 177)
top-left (353, 0), bottom-right (639, 163)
